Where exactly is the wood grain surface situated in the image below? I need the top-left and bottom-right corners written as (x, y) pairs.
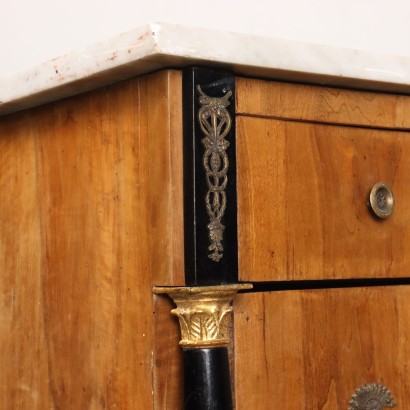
top-left (236, 77), bottom-right (410, 129)
top-left (4, 69), bottom-right (410, 410)
top-left (0, 70), bottom-right (184, 409)
top-left (237, 116), bottom-right (410, 281)
top-left (153, 295), bottom-right (183, 410)
top-left (234, 286), bottom-right (410, 409)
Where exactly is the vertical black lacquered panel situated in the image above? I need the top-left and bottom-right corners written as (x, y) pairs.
top-left (183, 67), bottom-right (237, 285)
top-left (183, 348), bottom-right (233, 410)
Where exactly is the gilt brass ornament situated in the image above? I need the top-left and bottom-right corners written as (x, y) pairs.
top-left (197, 86), bottom-right (232, 262)
top-left (349, 383), bottom-right (397, 410)
top-left (153, 284), bottom-right (252, 348)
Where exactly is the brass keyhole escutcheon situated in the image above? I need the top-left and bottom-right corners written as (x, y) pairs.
top-left (369, 182), bottom-right (395, 219)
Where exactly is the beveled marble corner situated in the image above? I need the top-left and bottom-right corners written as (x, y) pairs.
top-left (3, 23), bottom-right (410, 116)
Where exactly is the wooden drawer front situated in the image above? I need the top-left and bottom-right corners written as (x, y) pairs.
top-left (237, 117), bottom-right (410, 281)
top-left (234, 287), bottom-right (410, 409)
top-left (235, 77), bottom-right (410, 130)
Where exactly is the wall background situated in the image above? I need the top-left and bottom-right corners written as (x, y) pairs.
top-left (1, 0), bottom-right (409, 76)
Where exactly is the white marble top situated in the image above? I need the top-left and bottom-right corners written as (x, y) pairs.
top-left (2, 22), bottom-right (410, 115)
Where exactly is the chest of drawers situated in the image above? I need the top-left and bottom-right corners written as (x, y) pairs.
top-left (1, 66), bottom-right (409, 409)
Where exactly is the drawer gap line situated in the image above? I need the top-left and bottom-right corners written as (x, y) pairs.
top-left (237, 277), bottom-right (410, 293)
top-left (236, 112), bottom-right (410, 133)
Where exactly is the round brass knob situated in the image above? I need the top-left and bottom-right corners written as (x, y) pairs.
top-left (369, 182), bottom-right (395, 219)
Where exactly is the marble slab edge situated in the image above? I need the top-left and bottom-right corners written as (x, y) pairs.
top-left (2, 22), bottom-right (410, 116)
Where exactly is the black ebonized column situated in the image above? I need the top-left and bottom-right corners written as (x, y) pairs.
top-left (184, 348), bottom-right (232, 410)
top-left (152, 285), bottom-right (251, 410)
